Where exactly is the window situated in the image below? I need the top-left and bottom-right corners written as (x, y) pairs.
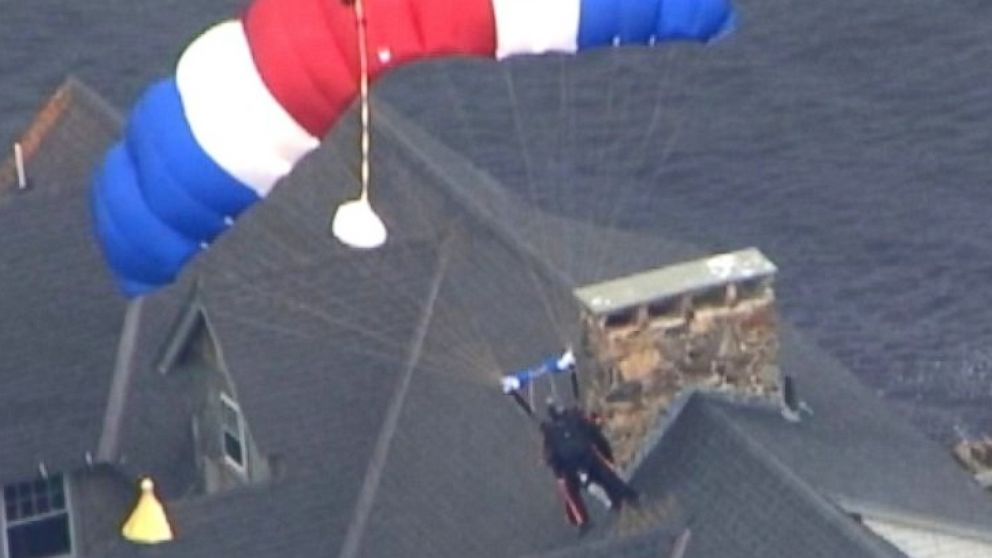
top-left (2, 474), bottom-right (71, 558)
top-left (220, 394), bottom-right (247, 472)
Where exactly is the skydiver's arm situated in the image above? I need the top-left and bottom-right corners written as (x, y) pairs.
top-left (541, 424), bottom-right (565, 475)
top-left (583, 414), bottom-right (615, 464)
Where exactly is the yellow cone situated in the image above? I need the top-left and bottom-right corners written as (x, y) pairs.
top-left (121, 478), bottom-right (173, 544)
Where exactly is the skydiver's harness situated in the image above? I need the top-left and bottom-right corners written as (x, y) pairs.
top-left (499, 350), bottom-right (616, 511)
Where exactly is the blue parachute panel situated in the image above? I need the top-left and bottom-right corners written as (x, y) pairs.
top-left (617, 0), bottom-right (662, 43)
top-left (127, 84), bottom-right (229, 242)
top-left (92, 79), bottom-right (262, 297)
top-left (579, 0), bottom-right (735, 48)
top-left (657, 0), bottom-right (736, 41)
top-left (127, 79), bottom-right (259, 222)
top-left (577, 0), bottom-right (620, 48)
top-left (91, 144), bottom-right (199, 294)
top-left (90, 181), bottom-right (159, 297)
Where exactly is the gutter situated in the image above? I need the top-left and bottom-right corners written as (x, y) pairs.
top-left (835, 496), bottom-right (992, 547)
top-left (96, 298), bottom-right (144, 462)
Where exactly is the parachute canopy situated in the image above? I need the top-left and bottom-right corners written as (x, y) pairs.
top-left (91, 0), bottom-right (736, 297)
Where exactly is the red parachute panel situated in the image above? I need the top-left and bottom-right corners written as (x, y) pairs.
top-left (243, 0), bottom-right (496, 138)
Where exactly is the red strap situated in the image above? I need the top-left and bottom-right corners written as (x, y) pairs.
top-left (557, 478), bottom-right (587, 525)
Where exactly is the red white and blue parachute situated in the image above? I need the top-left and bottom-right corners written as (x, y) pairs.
top-left (91, 0), bottom-right (736, 297)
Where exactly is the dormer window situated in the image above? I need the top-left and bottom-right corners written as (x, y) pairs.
top-left (220, 393), bottom-right (247, 473)
top-left (2, 474), bottom-right (71, 558)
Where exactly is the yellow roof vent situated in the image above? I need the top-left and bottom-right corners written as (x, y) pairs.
top-left (121, 478), bottom-right (174, 544)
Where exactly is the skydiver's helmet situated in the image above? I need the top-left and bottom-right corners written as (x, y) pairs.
top-left (546, 399), bottom-right (565, 422)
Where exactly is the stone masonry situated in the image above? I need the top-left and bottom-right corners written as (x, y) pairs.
top-left (573, 249), bottom-right (780, 469)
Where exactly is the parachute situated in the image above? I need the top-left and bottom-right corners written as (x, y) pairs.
top-left (91, 0), bottom-right (736, 297)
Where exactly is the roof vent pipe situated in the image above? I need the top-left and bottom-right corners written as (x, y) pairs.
top-left (14, 142), bottom-right (28, 190)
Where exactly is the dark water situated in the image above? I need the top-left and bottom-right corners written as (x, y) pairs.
top-left (2, 0), bottom-right (992, 445)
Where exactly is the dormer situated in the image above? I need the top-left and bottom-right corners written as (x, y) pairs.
top-left (158, 293), bottom-right (271, 494)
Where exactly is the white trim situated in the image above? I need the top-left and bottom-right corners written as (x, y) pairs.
top-left (864, 516), bottom-right (992, 558)
top-left (491, 0), bottom-right (581, 59)
top-left (219, 392), bottom-right (248, 475)
top-left (175, 20), bottom-right (319, 197)
top-left (156, 299), bottom-right (204, 375)
top-left (837, 497), bottom-right (992, 546)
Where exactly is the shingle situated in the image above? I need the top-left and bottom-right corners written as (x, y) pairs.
top-left (522, 528), bottom-right (679, 558)
top-left (713, 325), bottom-right (992, 541)
top-left (631, 395), bottom-right (905, 558)
top-left (0, 79), bottom-right (123, 484)
top-left (8, 45), bottom-right (992, 558)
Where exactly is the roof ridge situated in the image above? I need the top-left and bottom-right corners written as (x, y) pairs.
top-left (1, 76), bottom-right (121, 198)
top-left (700, 399), bottom-right (907, 557)
top-left (336, 233), bottom-right (453, 558)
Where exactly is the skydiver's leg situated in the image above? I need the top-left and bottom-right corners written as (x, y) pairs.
top-left (587, 458), bottom-right (638, 509)
top-left (556, 471), bottom-right (589, 527)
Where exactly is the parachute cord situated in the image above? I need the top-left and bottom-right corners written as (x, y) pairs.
top-left (528, 376), bottom-right (535, 414)
top-left (355, 0), bottom-right (371, 203)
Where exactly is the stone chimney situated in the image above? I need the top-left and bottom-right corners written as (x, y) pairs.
top-left (573, 248), bottom-right (780, 468)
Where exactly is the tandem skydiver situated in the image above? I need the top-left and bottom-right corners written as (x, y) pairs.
top-left (540, 401), bottom-right (639, 531)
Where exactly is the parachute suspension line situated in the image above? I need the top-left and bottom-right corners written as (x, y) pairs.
top-left (549, 367), bottom-right (561, 402)
top-left (356, 0), bottom-right (371, 205)
top-left (528, 376), bottom-right (535, 414)
top-left (331, 0), bottom-right (388, 250)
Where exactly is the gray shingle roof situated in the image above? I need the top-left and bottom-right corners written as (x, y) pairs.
top-left (0, 79), bottom-right (123, 484)
top-left (630, 393), bottom-right (905, 558)
top-left (714, 324), bottom-right (992, 542)
top-left (5, 49), bottom-right (992, 558)
top-left (98, 97), bottom-right (913, 557)
top-left (523, 527), bottom-right (683, 558)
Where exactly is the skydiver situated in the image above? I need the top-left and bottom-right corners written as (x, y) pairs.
top-left (540, 402), bottom-right (639, 531)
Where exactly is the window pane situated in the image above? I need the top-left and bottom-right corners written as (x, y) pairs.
top-left (19, 498), bottom-right (34, 517)
top-left (224, 432), bottom-right (244, 467)
top-left (6, 513), bottom-right (71, 558)
top-left (221, 401), bottom-right (240, 431)
top-left (48, 477), bottom-right (63, 497)
top-left (6, 501), bottom-right (19, 521)
top-left (35, 494), bottom-right (50, 515)
top-left (31, 480), bottom-right (46, 495)
top-left (50, 492), bottom-right (64, 511)
top-left (3, 485), bottom-right (16, 503)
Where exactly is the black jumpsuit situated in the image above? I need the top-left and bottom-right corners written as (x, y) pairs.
top-left (541, 407), bottom-right (638, 526)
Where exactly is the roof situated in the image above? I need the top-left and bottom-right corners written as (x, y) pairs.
top-left (629, 393), bottom-right (905, 558)
top-left (3, 19), bottom-right (992, 556)
top-left (100, 87), bottom-right (919, 558)
top-left (712, 324), bottom-right (992, 542)
top-left (104, 203), bottom-right (595, 557)
top-left (0, 78), bottom-right (124, 484)
top-left (524, 527), bottom-right (685, 558)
